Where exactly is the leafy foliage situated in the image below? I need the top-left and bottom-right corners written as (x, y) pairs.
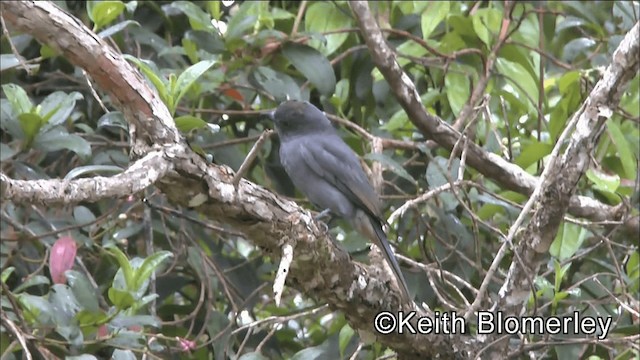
top-left (0, 1), bottom-right (638, 359)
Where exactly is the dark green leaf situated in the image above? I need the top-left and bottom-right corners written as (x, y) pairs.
top-left (64, 165), bottom-right (123, 180)
top-left (2, 83), bottom-right (33, 114)
top-left (104, 245), bottom-right (135, 290)
top-left (514, 142), bottom-right (553, 170)
top-left (123, 55), bottom-right (169, 106)
top-left (111, 349), bottom-right (137, 360)
top-left (365, 153), bottom-right (416, 185)
top-left (66, 270), bottom-right (100, 313)
top-left (586, 168), bottom-right (620, 194)
top-left (14, 275), bottom-right (50, 293)
top-left (34, 127), bottom-right (92, 158)
top-left (111, 314), bottom-right (160, 329)
top-left (282, 43), bottom-right (336, 95)
top-left (444, 70), bottom-right (470, 116)
top-left (40, 91), bottom-right (83, 128)
top-left (184, 30), bottom-right (225, 55)
top-left (550, 223), bottom-right (590, 261)
top-left (0, 143), bottom-right (17, 161)
top-left (249, 66), bottom-right (301, 102)
top-left (305, 2), bottom-right (352, 55)
top-left (133, 251), bottom-right (173, 290)
top-left (97, 111), bottom-right (128, 134)
top-left (172, 60), bottom-right (216, 114)
top-left (164, 1), bottom-right (213, 31)
top-left (607, 120), bottom-right (636, 180)
top-left (421, 2), bottom-right (450, 40)
top-left (98, 20), bottom-right (140, 38)
top-left (225, 2), bottom-right (260, 40)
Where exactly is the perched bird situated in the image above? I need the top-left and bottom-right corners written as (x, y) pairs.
top-left (269, 100), bottom-right (411, 301)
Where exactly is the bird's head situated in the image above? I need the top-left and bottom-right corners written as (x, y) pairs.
top-left (268, 100), bottom-right (333, 140)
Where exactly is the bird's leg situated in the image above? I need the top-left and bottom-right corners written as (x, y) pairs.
top-left (315, 208), bottom-right (333, 221)
top-left (314, 208), bottom-right (333, 233)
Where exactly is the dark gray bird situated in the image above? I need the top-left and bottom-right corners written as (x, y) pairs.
top-left (270, 100), bottom-right (410, 301)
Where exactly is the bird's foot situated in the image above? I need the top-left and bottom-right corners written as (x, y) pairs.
top-left (314, 209), bottom-right (333, 234)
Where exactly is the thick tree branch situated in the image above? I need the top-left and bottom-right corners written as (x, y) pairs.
top-left (1, 2), bottom-right (460, 357)
top-left (349, 1), bottom-right (626, 224)
top-left (484, 22), bottom-right (640, 355)
top-left (0, 147), bottom-right (176, 204)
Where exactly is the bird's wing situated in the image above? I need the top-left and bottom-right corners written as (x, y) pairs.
top-left (298, 136), bottom-right (384, 221)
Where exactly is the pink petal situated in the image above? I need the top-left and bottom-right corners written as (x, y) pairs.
top-left (49, 236), bottom-right (77, 284)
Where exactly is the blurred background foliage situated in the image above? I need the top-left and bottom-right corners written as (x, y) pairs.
top-left (0, 1), bottom-right (638, 359)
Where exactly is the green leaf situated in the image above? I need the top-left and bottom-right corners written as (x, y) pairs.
top-left (549, 223), bottom-right (590, 261)
top-left (238, 353), bottom-right (269, 360)
top-left (365, 153), bottom-right (416, 185)
top-left (175, 115), bottom-right (213, 133)
top-left (338, 324), bottom-right (354, 358)
top-left (88, 1), bottom-right (126, 31)
top-left (14, 275), bottom-right (50, 293)
top-left (98, 20), bottom-right (140, 38)
top-left (626, 251), bottom-right (639, 293)
top-left (17, 293), bottom-right (54, 324)
top-left (305, 2), bottom-right (352, 55)
top-left (607, 120), bottom-right (637, 181)
top-left (111, 314), bottom-right (160, 329)
top-left (0, 143), bottom-right (16, 161)
top-left (421, 2), bottom-right (450, 40)
top-left (172, 60), bottom-right (216, 114)
top-left (585, 168), bottom-right (620, 194)
top-left (425, 157), bottom-right (460, 211)
top-left (104, 245), bottom-right (135, 291)
top-left (97, 111), bottom-right (128, 134)
top-left (76, 309), bottom-right (109, 327)
top-left (40, 91), bottom-right (83, 128)
top-left (165, 1), bottom-right (213, 31)
top-left (553, 260), bottom-right (571, 291)
top-left (249, 66), bottom-right (301, 102)
top-left (1, 267), bottom-right (15, 283)
top-left (34, 127), bottom-right (92, 158)
top-left (225, 2), bottom-right (259, 40)
top-left (184, 30), bottom-right (225, 55)
top-left (64, 165), bottom-right (123, 180)
top-left (291, 346), bottom-right (328, 360)
top-left (444, 71), bottom-right (470, 116)
top-left (133, 251), bottom-right (173, 290)
top-left (2, 83), bottom-right (33, 114)
top-left (18, 112), bottom-right (45, 146)
top-left (66, 270), bottom-right (100, 313)
top-left (514, 142), bottom-right (553, 170)
top-left (282, 43), bottom-right (336, 95)
top-left (108, 287), bottom-right (135, 309)
top-left (111, 349), bottom-right (137, 360)
top-left (123, 55), bottom-right (170, 107)
top-left (496, 58), bottom-right (539, 105)
top-left (472, 8), bottom-right (502, 47)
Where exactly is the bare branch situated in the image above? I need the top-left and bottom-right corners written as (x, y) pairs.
top-left (1, 147), bottom-right (177, 204)
top-left (348, 0), bottom-right (624, 223)
top-left (485, 21), bottom-right (640, 355)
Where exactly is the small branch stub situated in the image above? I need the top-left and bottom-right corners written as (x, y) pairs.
top-left (273, 244), bottom-right (294, 306)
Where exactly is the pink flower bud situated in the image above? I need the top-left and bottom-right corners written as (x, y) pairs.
top-left (177, 337), bottom-right (196, 352)
top-left (49, 236), bottom-right (77, 284)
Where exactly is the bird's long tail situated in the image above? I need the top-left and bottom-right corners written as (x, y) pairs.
top-left (370, 218), bottom-right (411, 301)
top-left (353, 210), bottom-right (411, 301)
